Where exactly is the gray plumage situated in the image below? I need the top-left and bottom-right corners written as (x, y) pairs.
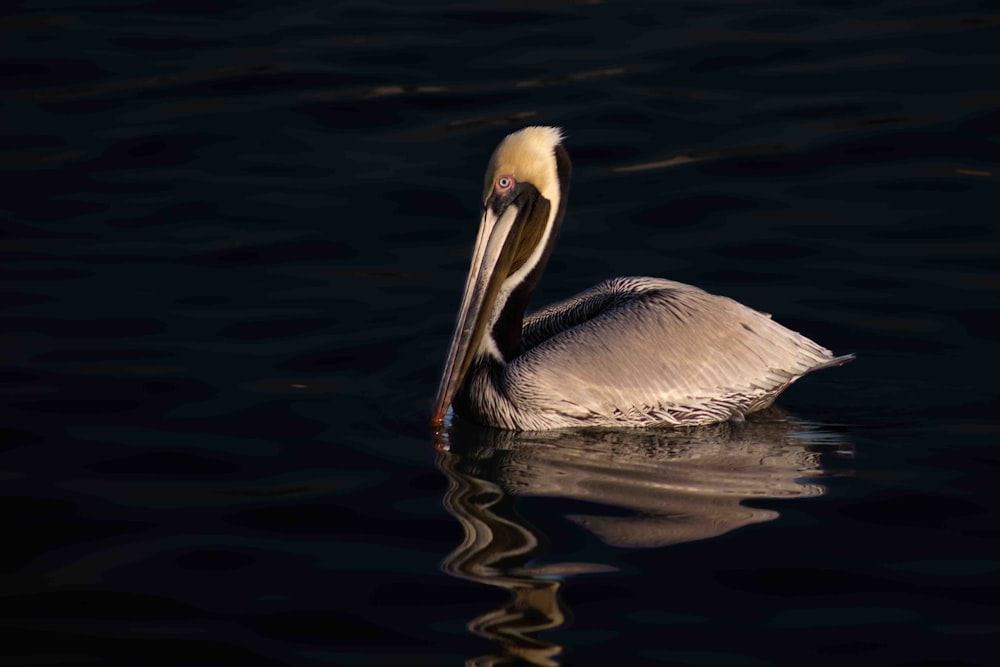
top-left (458, 277), bottom-right (852, 430)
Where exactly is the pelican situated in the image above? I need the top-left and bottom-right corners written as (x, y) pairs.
top-left (432, 126), bottom-right (852, 431)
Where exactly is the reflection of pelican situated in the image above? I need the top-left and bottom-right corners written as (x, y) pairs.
top-left (437, 411), bottom-right (852, 664)
top-left (444, 408), bottom-right (850, 548)
top-left (432, 126), bottom-right (852, 430)
top-left (438, 450), bottom-right (571, 667)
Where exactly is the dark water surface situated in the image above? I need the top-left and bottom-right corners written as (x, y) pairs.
top-left (4, 0), bottom-right (999, 664)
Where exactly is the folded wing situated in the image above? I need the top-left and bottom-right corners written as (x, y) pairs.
top-left (509, 277), bottom-right (850, 426)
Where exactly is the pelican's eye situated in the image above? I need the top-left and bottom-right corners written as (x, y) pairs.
top-left (495, 175), bottom-right (515, 194)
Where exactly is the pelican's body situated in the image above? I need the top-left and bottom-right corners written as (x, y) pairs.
top-left (432, 127), bottom-right (851, 431)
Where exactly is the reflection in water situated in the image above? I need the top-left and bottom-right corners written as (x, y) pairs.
top-left (437, 409), bottom-right (851, 666)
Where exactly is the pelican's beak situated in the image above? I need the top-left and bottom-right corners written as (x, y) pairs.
top-left (431, 200), bottom-right (529, 429)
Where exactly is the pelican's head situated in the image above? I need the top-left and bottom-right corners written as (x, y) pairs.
top-left (432, 126), bottom-right (571, 429)
top-left (481, 125), bottom-right (565, 213)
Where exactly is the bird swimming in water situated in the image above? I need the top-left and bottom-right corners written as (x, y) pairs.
top-left (431, 126), bottom-right (852, 431)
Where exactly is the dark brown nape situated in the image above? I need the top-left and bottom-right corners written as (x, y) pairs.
top-left (489, 144), bottom-right (572, 362)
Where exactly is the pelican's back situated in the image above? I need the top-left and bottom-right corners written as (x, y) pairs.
top-left (499, 277), bottom-right (850, 429)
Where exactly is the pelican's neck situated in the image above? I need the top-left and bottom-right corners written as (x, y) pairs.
top-left (482, 143), bottom-right (572, 364)
top-left (489, 271), bottom-right (539, 361)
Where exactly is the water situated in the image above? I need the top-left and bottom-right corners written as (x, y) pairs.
top-left (3, 0), bottom-right (999, 664)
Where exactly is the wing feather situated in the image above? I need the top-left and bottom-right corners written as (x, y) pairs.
top-left (506, 277), bottom-right (844, 427)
